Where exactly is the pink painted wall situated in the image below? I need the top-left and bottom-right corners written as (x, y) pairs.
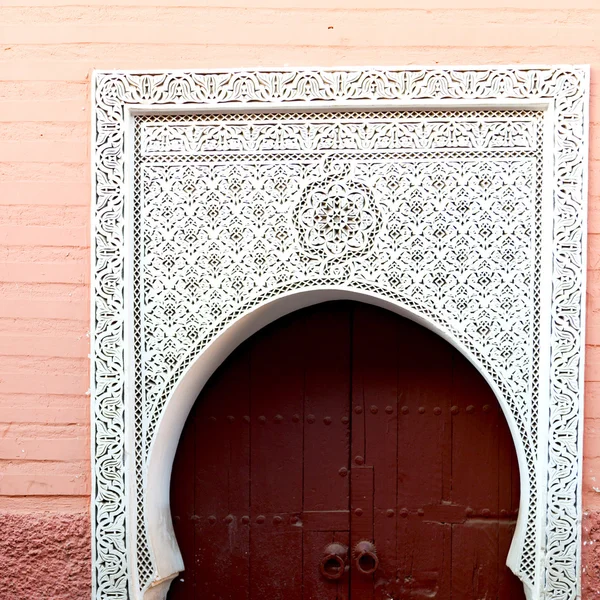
top-left (0, 0), bottom-right (599, 597)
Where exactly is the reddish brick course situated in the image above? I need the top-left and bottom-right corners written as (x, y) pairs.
top-left (0, 512), bottom-right (91, 599)
top-left (583, 511), bottom-right (600, 598)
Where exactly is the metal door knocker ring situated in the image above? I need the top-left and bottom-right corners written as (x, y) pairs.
top-left (319, 543), bottom-right (348, 580)
top-left (354, 540), bottom-right (379, 575)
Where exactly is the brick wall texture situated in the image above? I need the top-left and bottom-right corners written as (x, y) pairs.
top-left (1, 0), bottom-right (599, 598)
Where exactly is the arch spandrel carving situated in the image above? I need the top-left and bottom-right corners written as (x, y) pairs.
top-left (91, 67), bottom-right (589, 600)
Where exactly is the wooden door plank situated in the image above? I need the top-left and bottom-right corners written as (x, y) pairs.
top-left (394, 319), bottom-right (454, 599)
top-left (499, 521), bottom-right (524, 597)
top-left (301, 304), bottom-right (351, 600)
top-left (304, 530), bottom-right (334, 600)
top-left (193, 347), bottom-right (251, 600)
top-left (226, 354), bottom-right (251, 516)
top-left (303, 304), bottom-right (351, 512)
top-left (374, 508), bottom-right (397, 599)
top-left (250, 518), bottom-right (303, 600)
top-left (350, 466), bottom-right (374, 600)
top-left (394, 517), bottom-right (451, 599)
top-left (353, 305), bottom-right (398, 507)
top-left (223, 349), bottom-right (251, 597)
top-left (353, 304), bottom-right (399, 594)
top-left (396, 320), bottom-right (453, 509)
top-left (451, 352), bottom-right (500, 514)
top-left (249, 313), bottom-right (305, 600)
top-left (249, 314), bottom-right (304, 514)
top-left (350, 466), bottom-right (374, 540)
top-left (451, 520), bottom-right (500, 600)
top-left (351, 309), bottom-right (367, 464)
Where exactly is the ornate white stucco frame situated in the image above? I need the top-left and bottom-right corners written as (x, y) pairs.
top-left (91, 66), bottom-right (589, 600)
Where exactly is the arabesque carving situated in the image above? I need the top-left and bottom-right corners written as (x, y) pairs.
top-left (92, 67), bottom-right (589, 600)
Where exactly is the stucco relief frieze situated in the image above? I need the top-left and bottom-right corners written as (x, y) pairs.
top-left (92, 67), bottom-right (589, 600)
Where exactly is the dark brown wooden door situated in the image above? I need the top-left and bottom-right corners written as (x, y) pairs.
top-left (169, 302), bottom-right (525, 600)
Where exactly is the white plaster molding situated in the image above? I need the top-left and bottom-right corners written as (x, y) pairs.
top-left (91, 66), bottom-right (589, 600)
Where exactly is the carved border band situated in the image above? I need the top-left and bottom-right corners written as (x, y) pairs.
top-left (92, 67), bottom-right (589, 600)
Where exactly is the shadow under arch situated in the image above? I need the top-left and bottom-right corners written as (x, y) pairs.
top-left (143, 287), bottom-right (530, 600)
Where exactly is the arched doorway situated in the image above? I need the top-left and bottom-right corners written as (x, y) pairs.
top-left (169, 301), bottom-right (525, 599)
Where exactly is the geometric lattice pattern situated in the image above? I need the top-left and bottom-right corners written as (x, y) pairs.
top-left (92, 67), bottom-right (589, 600)
top-left (134, 109), bottom-right (544, 591)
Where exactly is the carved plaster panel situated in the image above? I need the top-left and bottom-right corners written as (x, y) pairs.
top-left (92, 67), bottom-right (589, 600)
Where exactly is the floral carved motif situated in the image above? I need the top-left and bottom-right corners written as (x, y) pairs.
top-left (294, 162), bottom-right (380, 260)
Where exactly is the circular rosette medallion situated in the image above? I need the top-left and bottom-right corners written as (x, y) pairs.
top-left (294, 172), bottom-right (381, 262)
